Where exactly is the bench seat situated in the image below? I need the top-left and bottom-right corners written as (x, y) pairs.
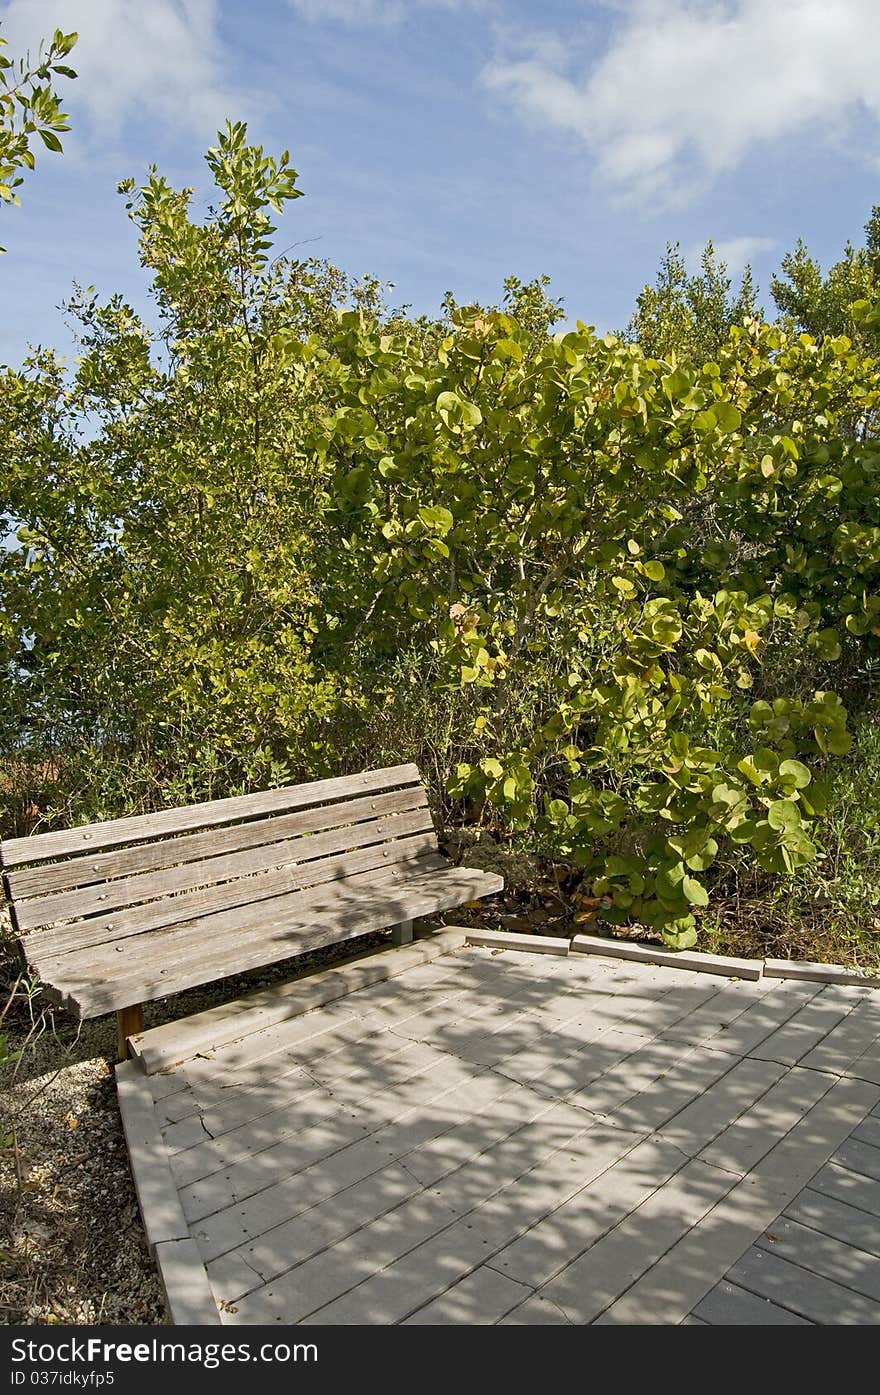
top-left (0, 763), bottom-right (502, 1044)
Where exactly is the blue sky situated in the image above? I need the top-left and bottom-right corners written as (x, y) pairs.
top-left (1, 0), bottom-right (878, 366)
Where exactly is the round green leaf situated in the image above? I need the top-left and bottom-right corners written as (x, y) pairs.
top-left (778, 759), bottom-right (811, 789)
top-left (681, 874), bottom-right (709, 907)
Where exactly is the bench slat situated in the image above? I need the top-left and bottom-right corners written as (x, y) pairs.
top-left (0, 764), bottom-right (421, 868)
top-left (3, 763), bottom-right (505, 1028)
top-left (5, 786), bottom-right (429, 901)
top-left (42, 863), bottom-right (504, 1017)
top-left (37, 853), bottom-right (449, 990)
top-left (15, 806), bottom-right (436, 932)
top-left (25, 830), bottom-right (441, 959)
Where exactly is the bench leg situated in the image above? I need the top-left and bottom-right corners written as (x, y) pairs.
top-left (391, 919), bottom-right (414, 946)
top-left (117, 1003), bottom-right (144, 1061)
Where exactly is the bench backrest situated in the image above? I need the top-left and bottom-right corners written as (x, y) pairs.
top-left (1, 764), bottom-right (437, 1010)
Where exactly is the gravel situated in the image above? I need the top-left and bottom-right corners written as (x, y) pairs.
top-left (1, 1028), bottom-right (165, 1325)
top-left (0, 925), bottom-right (399, 1327)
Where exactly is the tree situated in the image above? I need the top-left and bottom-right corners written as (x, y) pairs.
top-left (0, 24), bottom-right (77, 249)
top-left (1, 121), bottom-right (332, 808)
top-left (770, 206), bottom-right (880, 347)
top-left (626, 240), bottom-right (759, 362)
top-left (2, 127), bottom-right (878, 952)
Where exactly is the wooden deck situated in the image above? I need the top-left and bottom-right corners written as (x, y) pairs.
top-left (119, 937), bottom-right (880, 1325)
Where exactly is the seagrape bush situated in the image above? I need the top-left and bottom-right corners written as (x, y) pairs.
top-left (1, 126), bottom-right (879, 948)
top-left (303, 295), bottom-right (878, 946)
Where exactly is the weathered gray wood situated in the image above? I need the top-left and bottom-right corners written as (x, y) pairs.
top-left (834, 1135), bottom-right (880, 1183)
top-left (726, 1247), bottom-right (880, 1324)
top-left (16, 806), bottom-right (436, 931)
top-left (153, 1239), bottom-right (222, 1325)
top-left (507, 1158), bottom-right (738, 1326)
top-left (2, 878), bottom-right (23, 938)
top-left (466, 929), bottom-right (571, 955)
top-left (748, 993), bottom-right (853, 1067)
top-left (115, 1059), bottom-right (190, 1247)
top-left (131, 929), bottom-right (469, 1074)
top-left (4, 764), bottom-right (505, 1030)
top-left (55, 862), bottom-right (498, 1010)
top-left (116, 1056), bottom-right (222, 1325)
top-left (693, 1280), bottom-right (810, 1325)
top-left (810, 1160), bottom-right (880, 1215)
top-left (27, 834), bottom-right (443, 960)
top-left (391, 919), bottom-right (414, 946)
top-left (853, 1113), bottom-right (880, 1150)
top-left (764, 958), bottom-right (876, 987)
top-left (656, 1056), bottom-right (787, 1156)
top-left (29, 845), bottom-right (443, 983)
top-left (571, 933), bottom-right (762, 980)
top-left (100, 859), bottom-right (483, 998)
top-left (403, 1266), bottom-right (534, 1324)
top-left (756, 1215), bottom-right (880, 1302)
top-left (797, 996), bottom-right (880, 1076)
top-left (99, 949), bottom-right (880, 1325)
top-left (786, 1188), bottom-right (880, 1258)
top-left (0, 763), bottom-right (420, 867)
top-left (42, 865), bottom-right (503, 1016)
top-left (5, 785), bottom-right (429, 900)
top-left (697, 1064), bottom-right (834, 1177)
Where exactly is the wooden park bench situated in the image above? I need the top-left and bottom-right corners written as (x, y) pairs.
top-left (0, 763), bottom-right (503, 1057)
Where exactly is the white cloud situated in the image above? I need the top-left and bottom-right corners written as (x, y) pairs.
top-left (712, 236), bottom-right (777, 277)
top-left (0, 0), bottom-right (250, 142)
top-left (483, 0), bottom-right (880, 203)
top-left (288, 0), bottom-right (480, 24)
top-left (289, 0), bottom-right (406, 20)
top-left (684, 234), bottom-right (778, 277)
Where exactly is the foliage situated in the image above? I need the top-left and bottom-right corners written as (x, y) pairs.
top-left (2, 122), bottom-right (339, 808)
top-left (2, 127), bottom-right (880, 956)
top-left (770, 207), bottom-right (880, 349)
top-left (0, 24), bottom-right (77, 249)
top-left (625, 240), bottom-right (759, 363)
top-left (700, 700), bottom-right (880, 970)
top-left (303, 297), bottom-right (877, 946)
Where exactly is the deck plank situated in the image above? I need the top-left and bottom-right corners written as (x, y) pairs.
top-left (693, 1280), bottom-right (810, 1326)
top-left (113, 941), bottom-right (880, 1326)
top-left (725, 1248), bottom-right (880, 1325)
top-left (755, 1216), bottom-right (880, 1301)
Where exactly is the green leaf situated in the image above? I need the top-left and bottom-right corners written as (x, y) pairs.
top-left (611, 575), bottom-right (637, 597)
top-left (778, 759), bottom-right (811, 789)
top-left (662, 923), bottom-right (698, 950)
top-left (681, 874), bottom-right (709, 907)
top-left (495, 337), bottom-right (523, 362)
top-left (712, 401), bottom-right (741, 432)
top-left (37, 128), bottom-right (63, 152)
top-left (807, 627), bottom-right (841, 661)
top-left (662, 368), bottom-right (690, 401)
top-left (417, 505), bottom-right (454, 535)
top-left (641, 560), bottom-right (665, 582)
top-left (767, 800), bottom-right (801, 832)
top-left (737, 757), bottom-right (765, 787)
